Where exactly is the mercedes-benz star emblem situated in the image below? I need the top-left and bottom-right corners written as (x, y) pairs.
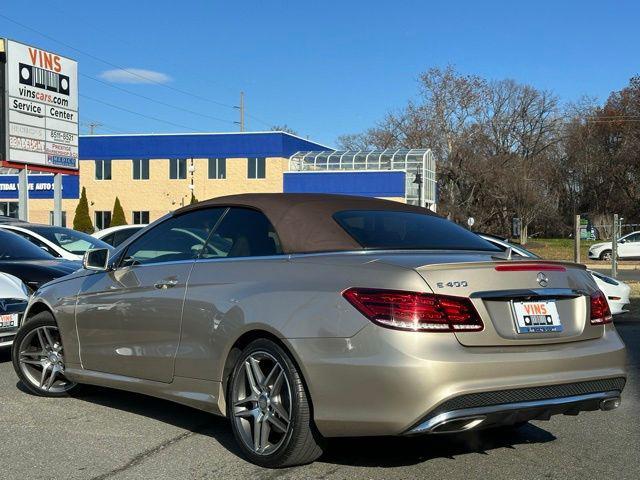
top-left (537, 272), bottom-right (549, 287)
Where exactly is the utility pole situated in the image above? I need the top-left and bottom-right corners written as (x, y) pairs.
top-left (573, 214), bottom-right (580, 263)
top-left (88, 122), bottom-right (102, 135)
top-left (234, 91), bottom-right (245, 132)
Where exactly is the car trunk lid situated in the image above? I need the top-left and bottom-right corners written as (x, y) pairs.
top-left (414, 259), bottom-right (600, 346)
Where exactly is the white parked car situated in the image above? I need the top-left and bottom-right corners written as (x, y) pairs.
top-left (92, 224), bottom-right (147, 248)
top-left (0, 224), bottom-right (112, 261)
top-left (588, 231), bottom-right (640, 261)
top-left (0, 272), bottom-right (29, 348)
top-left (480, 234), bottom-right (631, 315)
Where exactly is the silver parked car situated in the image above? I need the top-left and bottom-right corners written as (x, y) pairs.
top-left (12, 194), bottom-right (626, 468)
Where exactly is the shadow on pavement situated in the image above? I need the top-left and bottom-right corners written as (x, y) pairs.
top-left (319, 424), bottom-right (555, 468)
top-left (51, 381), bottom-right (556, 469)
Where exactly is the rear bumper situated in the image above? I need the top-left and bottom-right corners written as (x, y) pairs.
top-left (405, 379), bottom-right (624, 434)
top-left (287, 324), bottom-right (627, 437)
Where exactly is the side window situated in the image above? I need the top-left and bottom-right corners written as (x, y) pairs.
top-left (112, 228), bottom-right (138, 247)
top-left (101, 233), bottom-right (116, 246)
top-left (13, 230), bottom-right (60, 257)
top-left (121, 208), bottom-right (225, 266)
top-left (624, 233), bottom-right (640, 243)
top-left (201, 208), bottom-right (282, 259)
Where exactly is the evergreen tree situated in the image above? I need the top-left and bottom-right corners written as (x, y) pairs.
top-left (73, 187), bottom-right (94, 233)
top-left (111, 197), bottom-right (127, 226)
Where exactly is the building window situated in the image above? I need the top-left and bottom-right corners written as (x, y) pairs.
top-left (95, 211), bottom-right (111, 231)
top-left (132, 159), bottom-right (150, 180)
top-left (248, 157), bottom-right (266, 179)
top-left (169, 158), bottom-right (187, 179)
top-left (0, 201), bottom-right (19, 218)
top-left (48, 211), bottom-right (67, 227)
top-left (208, 158), bottom-right (226, 179)
top-left (132, 211), bottom-right (150, 224)
top-left (95, 160), bottom-right (112, 180)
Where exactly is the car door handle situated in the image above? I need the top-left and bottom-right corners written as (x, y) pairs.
top-left (154, 279), bottom-right (178, 289)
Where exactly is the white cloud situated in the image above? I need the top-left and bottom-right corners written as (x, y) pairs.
top-left (98, 68), bottom-right (171, 84)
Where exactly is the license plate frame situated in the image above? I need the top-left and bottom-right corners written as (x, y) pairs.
top-left (0, 313), bottom-right (19, 330)
top-left (512, 300), bottom-right (562, 334)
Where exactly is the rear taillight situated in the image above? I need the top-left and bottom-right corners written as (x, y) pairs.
top-left (590, 290), bottom-right (613, 325)
top-left (342, 288), bottom-right (483, 332)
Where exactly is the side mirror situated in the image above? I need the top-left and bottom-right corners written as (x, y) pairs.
top-left (619, 239), bottom-right (626, 244)
top-left (83, 248), bottom-right (110, 271)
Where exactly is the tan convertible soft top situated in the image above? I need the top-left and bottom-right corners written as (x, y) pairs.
top-left (175, 193), bottom-right (437, 254)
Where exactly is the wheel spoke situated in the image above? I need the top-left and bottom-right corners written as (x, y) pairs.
top-left (234, 394), bottom-right (258, 407)
top-left (244, 361), bottom-right (261, 395)
top-left (36, 330), bottom-right (48, 351)
top-left (267, 412), bottom-right (288, 433)
top-left (271, 370), bottom-right (285, 396)
top-left (45, 366), bottom-right (59, 390)
top-left (248, 356), bottom-right (265, 388)
top-left (234, 407), bottom-right (258, 418)
top-left (263, 363), bottom-right (281, 391)
top-left (20, 358), bottom-right (46, 367)
top-left (253, 413), bottom-right (264, 451)
top-left (271, 400), bottom-right (290, 424)
top-left (260, 416), bottom-right (271, 451)
top-left (43, 327), bottom-right (56, 349)
top-left (20, 350), bottom-right (43, 358)
top-left (39, 363), bottom-right (51, 388)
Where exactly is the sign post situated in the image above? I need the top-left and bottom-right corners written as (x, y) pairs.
top-left (1, 38), bottom-right (78, 221)
top-left (53, 173), bottom-right (62, 226)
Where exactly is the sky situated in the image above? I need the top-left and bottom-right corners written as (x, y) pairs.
top-left (1, 0), bottom-right (639, 146)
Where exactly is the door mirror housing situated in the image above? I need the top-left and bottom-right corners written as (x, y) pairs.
top-left (619, 239), bottom-right (626, 244)
top-left (83, 248), bottom-right (110, 271)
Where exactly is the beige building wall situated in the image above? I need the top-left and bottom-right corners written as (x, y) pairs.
top-left (25, 156), bottom-right (289, 227)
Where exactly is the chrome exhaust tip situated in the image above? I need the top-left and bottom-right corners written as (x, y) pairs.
top-left (431, 415), bottom-right (486, 433)
top-left (600, 397), bottom-right (621, 411)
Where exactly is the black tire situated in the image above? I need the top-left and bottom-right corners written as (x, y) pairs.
top-left (11, 311), bottom-right (80, 397)
top-left (600, 250), bottom-right (612, 261)
top-left (227, 338), bottom-right (324, 468)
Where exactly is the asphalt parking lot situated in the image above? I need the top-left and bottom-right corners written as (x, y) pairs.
top-left (1, 319), bottom-right (638, 480)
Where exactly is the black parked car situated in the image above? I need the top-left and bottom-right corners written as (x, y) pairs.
top-left (0, 229), bottom-right (80, 292)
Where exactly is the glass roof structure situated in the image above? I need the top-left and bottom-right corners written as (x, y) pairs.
top-left (288, 149), bottom-right (436, 208)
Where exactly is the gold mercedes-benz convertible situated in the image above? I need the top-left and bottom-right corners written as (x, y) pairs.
top-left (12, 194), bottom-right (626, 467)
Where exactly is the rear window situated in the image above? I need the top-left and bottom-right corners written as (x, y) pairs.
top-left (333, 210), bottom-right (501, 252)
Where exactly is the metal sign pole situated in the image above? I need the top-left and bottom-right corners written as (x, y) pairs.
top-left (574, 214), bottom-right (580, 264)
top-left (612, 214), bottom-right (618, 278)
top-left (18, 168), bottom-right (28, 221)
top-left (53, 173), bottom-right (62, 226)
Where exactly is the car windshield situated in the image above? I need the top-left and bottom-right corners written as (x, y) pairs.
top-left (333, 210), bottom-right (501, 251)
top-left (27, 226), bottom-right (111, 255)
top-left (484, 237), bottom-right (541, 259)
top-left (0, 230), bottom-right (54, 260)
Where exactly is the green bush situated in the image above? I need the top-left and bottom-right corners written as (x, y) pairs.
top-left (73, 187), bottom-right (94, 233)
top-left (190, 192), bottom-right (198, 205)
top-left (111, 197), bottom-right (127, 227)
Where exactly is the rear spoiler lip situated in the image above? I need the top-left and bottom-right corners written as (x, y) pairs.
top-left (416, 259), bottom-right (587, 272)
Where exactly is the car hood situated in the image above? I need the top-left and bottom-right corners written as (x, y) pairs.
top-left (589, 242), bottom-right (611, 250)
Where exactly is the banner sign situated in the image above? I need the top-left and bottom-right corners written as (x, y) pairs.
top-left (0, 174), bottom-right (79, 199)
top-left (2, 39), bottom-right (78, 170)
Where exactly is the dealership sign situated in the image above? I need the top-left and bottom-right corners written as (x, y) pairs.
top-left (2, 39), bottom-right (78, 170)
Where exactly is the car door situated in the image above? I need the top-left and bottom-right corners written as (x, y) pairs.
top-left (175, 207), bottom-right (285, 379)
top-left (617, 232), bottom-right (640, 259)
top-left (75, 207), bottom-right (225, 382)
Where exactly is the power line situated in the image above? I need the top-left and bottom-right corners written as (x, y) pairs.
top-left (80, 73), bottom-right (236, 126)
top-left (0, 12), bottom-right (236, 110)
top-left (80, 94), bottom-right (201, 131)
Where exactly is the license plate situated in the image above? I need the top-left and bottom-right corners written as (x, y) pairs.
top-left (513, 300), bottom-right (562, 333)
top-left (0, 314), bottom-right (19, 330)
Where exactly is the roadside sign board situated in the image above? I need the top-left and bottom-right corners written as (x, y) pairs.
top-left (1, 39), bottom-right (78, 171)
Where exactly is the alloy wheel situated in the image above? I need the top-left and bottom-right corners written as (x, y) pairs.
top-left (17, 325), bottom-right (75, 394)
top-left (231, 351), bottom-right (292, 455)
